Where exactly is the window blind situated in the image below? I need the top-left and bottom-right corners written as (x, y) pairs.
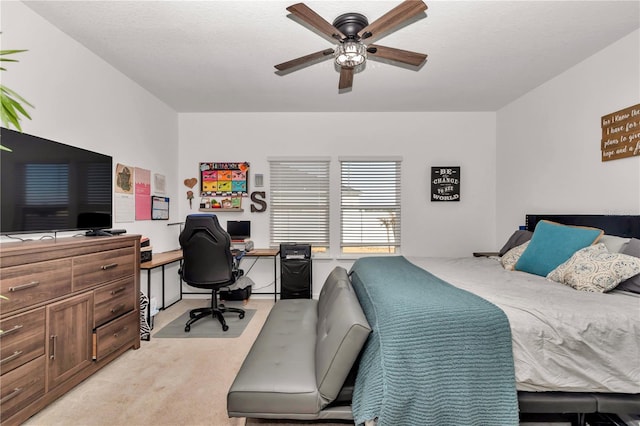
top-left (24, 163), bottom-right (70, 230)
top-left (83, 162), bottom-right (112, 205)
top-left (269, 159), bottom-right (330, 250)
top-left (340, 159), bottom-right (401, 253)
top-left (25, 163), bottom-right (69, 205)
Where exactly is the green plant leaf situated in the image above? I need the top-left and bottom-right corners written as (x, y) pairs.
top-left (0, 49), bottom-right (28, 56)
top-left (0, 47), bottom-right (32, 132)
top-left (0, 145), bottom-right (12, 152)
top-left (1, 86), bottom-right (34, 108)
top-left (1, 91), bottom-right (24, 131)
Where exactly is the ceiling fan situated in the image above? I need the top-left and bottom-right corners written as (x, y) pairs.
top-left (275, 0), bottom-right (428, 91)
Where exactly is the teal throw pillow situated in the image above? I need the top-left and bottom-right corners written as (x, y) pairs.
top-left (515, 220), bottom-right (603, 277)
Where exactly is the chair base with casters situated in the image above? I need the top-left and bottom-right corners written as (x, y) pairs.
top-left (184, 288), bottom-right (245, 332)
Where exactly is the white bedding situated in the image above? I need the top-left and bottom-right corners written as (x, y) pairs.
top-left (407, 256), bottom-right (640, 393)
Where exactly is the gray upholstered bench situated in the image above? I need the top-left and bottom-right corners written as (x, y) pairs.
top-left (227, 267), bottom-right (371, 421)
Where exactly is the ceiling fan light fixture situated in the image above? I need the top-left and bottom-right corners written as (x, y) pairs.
top-left (335, 41), bottom-right (367, 68)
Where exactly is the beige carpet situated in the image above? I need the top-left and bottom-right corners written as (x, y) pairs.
top-left (22, 298), bottom-right (276, 426)
top-left (21, 297), bottom-right (567, 426)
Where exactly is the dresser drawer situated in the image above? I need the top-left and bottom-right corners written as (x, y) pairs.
top-left (94, 278), bottom-right (136, 328)
top-left (0, 259), bottom-right (72, 314)
top-left (93, 310), bottom-right (138, 361)
top-left (0, 308), bottom-right (45, 375)
top-left (0, 355), bottom-right (46, 421)
top-left (73, 247), bottom-right (136, 291)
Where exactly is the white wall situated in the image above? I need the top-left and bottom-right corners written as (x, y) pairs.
top-left (2, 2), bottom-right (181, 304)
top-left (496, 29), bottom-right (640, 242)
top-left (6, 1), bottom-right (637, 300)
top-left (178, 112), bottom-right (497, 296)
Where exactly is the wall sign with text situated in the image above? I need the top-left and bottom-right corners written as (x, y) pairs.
top-left (199, 162), bottom-right (249, 197)
top-left (431, 167), bottom-right (460, 202)
top-left (601, 103), bottom-right (640, 161)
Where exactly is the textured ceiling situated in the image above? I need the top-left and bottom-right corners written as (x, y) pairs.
top-left (23, 0), bottom-right (640, 112)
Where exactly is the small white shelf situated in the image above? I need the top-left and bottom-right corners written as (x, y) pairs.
top-left (198, 208), bottom-right (244, 212)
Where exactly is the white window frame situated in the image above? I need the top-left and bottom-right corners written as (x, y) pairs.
top-left (339, 156), bottom-right (402, 255)
top-left (268, 157), bottom-right (330, 252)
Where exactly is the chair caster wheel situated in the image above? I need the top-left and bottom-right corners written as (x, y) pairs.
top-left (185, 325), bottom-right (191, 332)
top-left (239, 313), bottom-right (245, 319)
top-left (222, 324), bottom-right (229, 332)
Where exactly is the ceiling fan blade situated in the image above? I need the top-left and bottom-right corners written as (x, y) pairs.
top-left (367, 44), bottom-right (427, 67)
top-left (287, 3), bottom-right (346, 42)
top-left (339, 67), bottom-right (354, 90)
top-left (358, 0), bottom-right (427, 42)
top-left (275, 48), bottom-right (335, 72)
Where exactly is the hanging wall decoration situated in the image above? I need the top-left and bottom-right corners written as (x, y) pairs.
top-left (601, 103), bottom-right (640, 161)
top-left (431, 166), bottom-right (460, 202)
top-left (184, 177), bottom-right (198, 209)
top-left (199, 162), bottom-right (250, 196)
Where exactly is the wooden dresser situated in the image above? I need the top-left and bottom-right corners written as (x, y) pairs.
top-left (0, 235), bottom-right (141, 425)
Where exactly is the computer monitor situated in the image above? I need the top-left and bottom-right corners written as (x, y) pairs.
top-left (226, 220), bottom-right (251, 241)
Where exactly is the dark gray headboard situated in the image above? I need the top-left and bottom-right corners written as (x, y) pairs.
top-left (526, 214), bottom-right (640, 238)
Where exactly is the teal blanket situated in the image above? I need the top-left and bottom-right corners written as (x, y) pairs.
top-left (350, 256), bottom-right (519, 426)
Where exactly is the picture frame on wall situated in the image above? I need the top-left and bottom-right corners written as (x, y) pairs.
top-left (199, 162), bottom-right (250, 197)
top-left (431, 167), bottom-right (460, 202)
top-left (151, 195), bottom-right (170, 220)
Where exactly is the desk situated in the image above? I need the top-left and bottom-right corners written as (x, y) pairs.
top-left (143, 249), bottom-right (280, 321)
top-left (140, 249), bottom-right (183, 326)
top-left (243, 249), bottom-right (279, 302)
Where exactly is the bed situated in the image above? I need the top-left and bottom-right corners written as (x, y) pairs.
top-left (349, 214), bottom-right (640, 426)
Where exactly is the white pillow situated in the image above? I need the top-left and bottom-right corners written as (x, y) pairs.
top-left (547, 243), bottom-right (640, 292)
top-left (501, 241), bottom-right (530, 271)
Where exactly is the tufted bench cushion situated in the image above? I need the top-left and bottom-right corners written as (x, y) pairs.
top-left (227, 267), bottom-right (370, 420)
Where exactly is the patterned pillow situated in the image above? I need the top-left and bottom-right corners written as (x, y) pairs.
top-left (501, 241), bottom-right (530, 271)
top-left (547, 243), bottom-right (640, 292)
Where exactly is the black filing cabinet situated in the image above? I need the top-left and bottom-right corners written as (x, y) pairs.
top-left (280, 244), bottom-right (312, 299)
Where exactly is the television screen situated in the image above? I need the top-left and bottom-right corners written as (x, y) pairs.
top-left (1, 128), bottom-right (113, 234)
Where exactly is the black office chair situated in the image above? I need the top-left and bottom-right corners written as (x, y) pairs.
top-left (178, 214), bottom-right (245, 332)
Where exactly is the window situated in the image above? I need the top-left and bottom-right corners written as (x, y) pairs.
top-left (340, 158), bottom-right (401, 254)
top-left (269, 158), bottom-right (330, 252)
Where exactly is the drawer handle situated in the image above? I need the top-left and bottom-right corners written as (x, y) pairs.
top-left (0, 324), bottom-right (24, 338)
top-left (0, 387), bottom-right (23, 405)
top-left (110, 287), bottom-right (127, 295)
top-left (113, 326), bottom-right (129, 339)
top-left (50, 335), bottom-right (57, 360)
top-left (0, 350), bottom-right (24, 365)
top-left (101, 263), bottom-right (118, 270)
top-left (9, 281), bottom-right (40, 292)
top-left (111, 303), bottom-right (126, 314)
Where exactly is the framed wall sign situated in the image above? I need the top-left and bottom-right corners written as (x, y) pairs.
top-left (199, 162), bottom-right (250, 197)
top-left (151, 196), bottom-right (170, 220)
top-left (431, 167), bottom-right (460, 202)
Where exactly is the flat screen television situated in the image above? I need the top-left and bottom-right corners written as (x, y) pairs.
top-left (1, 128), bottom-right (113, 235)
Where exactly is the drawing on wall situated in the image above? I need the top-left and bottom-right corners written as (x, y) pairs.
top-left (135, 167), bottom-right (151, 220)
top-left (115, 163), bottom-right (133, 194)
top-left (154, 173), bottom-right (166, 194)
top-left (199, 162), bottom-right (250, 197)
